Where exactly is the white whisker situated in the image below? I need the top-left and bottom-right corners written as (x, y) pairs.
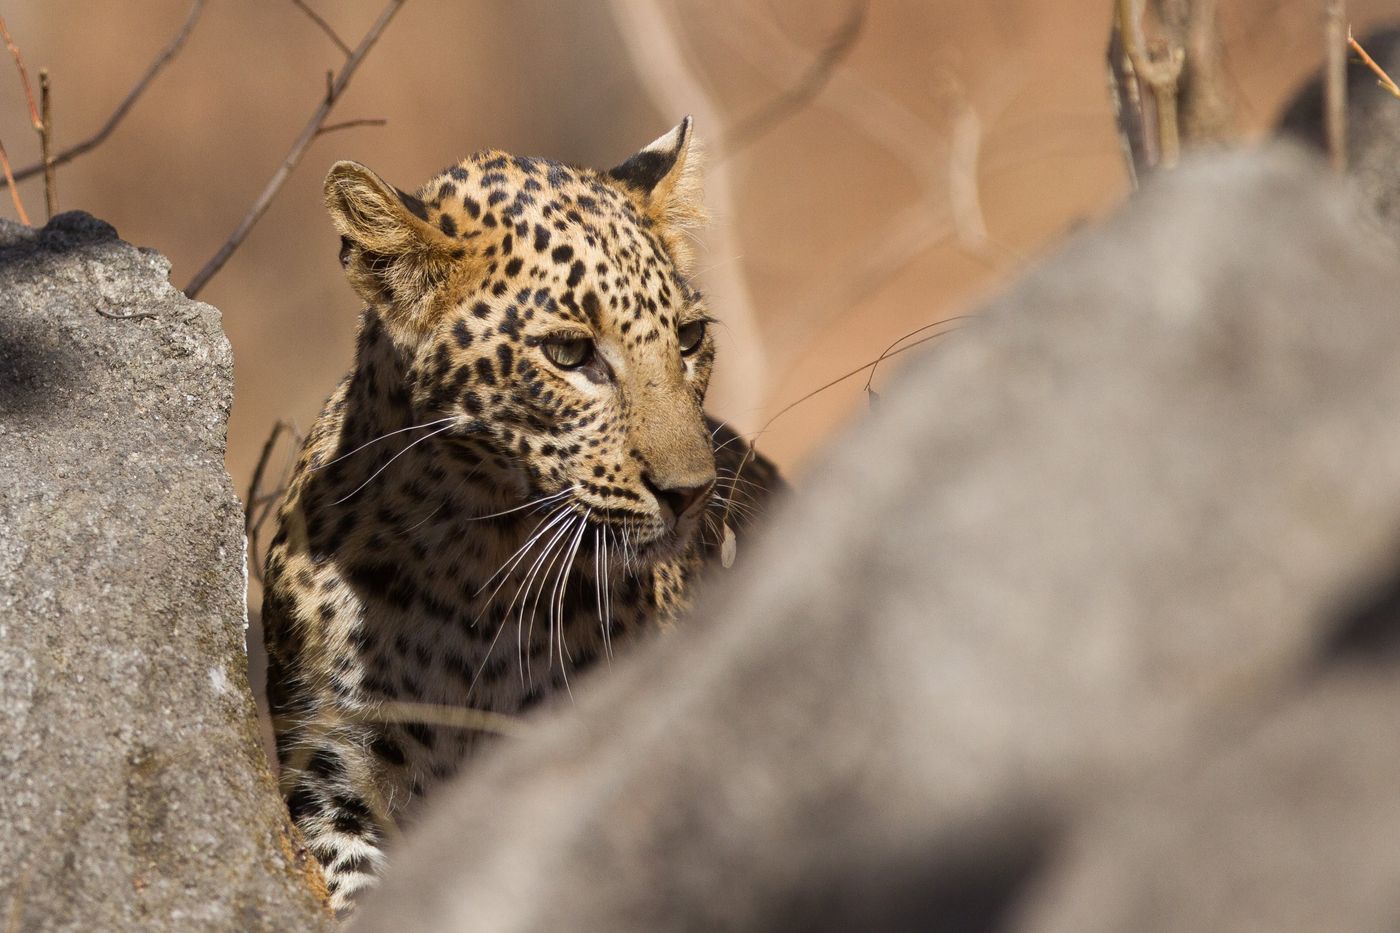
top-left (314, 416), bottom-right (459, 472)
top-left (331, 423), bottom-right (458, 505)
top-left (514, 515), bottom-right (580, 687)
top-left (554, 512), bottom-right (589, 669)
top-left (472, 501), bottom-right (574, 603)
top-left (526, 515), bottom-right (578, 686)
top-left (466, 486), bottom-right (575, 523)
top-left (469, 510), bottom-right (577, 697)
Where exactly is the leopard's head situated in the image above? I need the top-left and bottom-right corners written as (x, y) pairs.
top-left (325, 119), bottom-right (717, 554)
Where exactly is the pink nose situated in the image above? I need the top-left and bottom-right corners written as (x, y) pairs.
top-left (642, 474), bottom-right (715, 521)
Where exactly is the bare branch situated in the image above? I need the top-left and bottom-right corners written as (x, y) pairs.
top-left (13, 0), bottom-right (206, 182)
top-left (39, 69), bottom-right (54, 219)
top-left (1326, 1), bottom-right (1348, 172)
top-left (314, 117), bottom-right (388, 137)
top-left (0, 14), bottom-right (40, 129)
top-left (184, 0), bottom-right (407, 299)
top-left (292, 0), bottom-right (352, 57)
top-left (721, 1), bottom-right (867, 156)
top-left (1110, 0), bottom-right (1185, 176)
top-left (0, 136), bottom-right (30, 225)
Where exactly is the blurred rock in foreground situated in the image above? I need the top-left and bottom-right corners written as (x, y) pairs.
top-left (0, 213), bottom-right (332, 932)
top-left (353, 145), bottom-right (1400, 933)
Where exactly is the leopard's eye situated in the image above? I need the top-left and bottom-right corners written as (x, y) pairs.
top-left (543, 337), bottom-right (594, 370)
top-left (678, 320), bottom-right (706, 356)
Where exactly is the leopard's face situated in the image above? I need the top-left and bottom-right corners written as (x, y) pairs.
top-left (328, 120), bottom-right (719, 553)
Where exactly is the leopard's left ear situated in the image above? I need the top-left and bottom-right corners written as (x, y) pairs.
top-left (608, 117), bottom-right (704, 268)
top-left (325, 160), bottom-right (464, 342)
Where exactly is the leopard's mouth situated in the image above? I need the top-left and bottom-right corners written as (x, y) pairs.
top-left (578, 503), bottom-right (700, 565)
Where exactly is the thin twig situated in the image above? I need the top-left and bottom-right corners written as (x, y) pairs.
top-left (185, 0), bottom-right (407, 299)
top-left (13, 0), bottom-right (207, 182)
top-left (292, 0), bottom-right (352, 56)
top-left (721, 0), bottom-right (867, 156)
top-left (1326, 2), bottom-right (1348, 172)
top-left (0, 138), bottom-right (27, 225)
top-left (0, 14), bottom-right (39, 128)
top-left (314, 117), bottom-right (388, 137)
top-left (246, 421), bottom-right (294, 585)
top-left (1, 16), bottom-right (55, 217)
top-left (1348, 29), bottom-right (1400, 99)
top-left (721, 321), bottom-right (964, 529)
top-left (759, 325), bottom-right (963, 444)
top-left (39, 69), bottom-right (54, 218)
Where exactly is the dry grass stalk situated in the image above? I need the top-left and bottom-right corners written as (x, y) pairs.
top-left (1348, 28), bottom-right (1400, 100)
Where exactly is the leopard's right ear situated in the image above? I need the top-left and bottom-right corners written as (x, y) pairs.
top-left (324, 161), bottom-right (461, 338)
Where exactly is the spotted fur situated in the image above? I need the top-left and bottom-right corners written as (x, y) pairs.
top-left (262, 119), bottom-right (783, 913)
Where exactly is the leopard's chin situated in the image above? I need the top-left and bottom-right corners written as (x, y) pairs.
top-left (623, 517), bottom-right (701, 566)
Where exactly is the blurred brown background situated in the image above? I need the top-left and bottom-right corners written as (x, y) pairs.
top-left (3, 0), bottom-right (1398, 519)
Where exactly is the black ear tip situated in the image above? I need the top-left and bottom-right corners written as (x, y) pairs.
top-left (394, 186), bottom-right (430, 222)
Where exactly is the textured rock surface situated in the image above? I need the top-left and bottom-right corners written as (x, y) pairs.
top-left (0, 213), bottom-right (332, 931)
top-left (353, 146), bottom-right (1400, 932)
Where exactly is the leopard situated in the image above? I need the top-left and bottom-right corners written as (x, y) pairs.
top-left (260, 117), bottom-right (784, 914)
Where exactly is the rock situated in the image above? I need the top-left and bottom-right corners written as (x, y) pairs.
top-left (1019, 668), bottom-right (1400, 933)
top-left (0, 213), bottom-right (332, 931)
top-left (351, 145), bottom-right (1400, 932)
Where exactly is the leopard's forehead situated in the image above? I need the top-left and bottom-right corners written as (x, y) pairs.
top-left (414, 150), bottom-right (695, 338)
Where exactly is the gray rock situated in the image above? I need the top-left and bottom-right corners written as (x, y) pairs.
top-left (0, 213), bottom-right (332, 931)
top-left (1018, 668), bottom-right (1400, 933)
top-left (352, 145), bottom-right (1400, 932)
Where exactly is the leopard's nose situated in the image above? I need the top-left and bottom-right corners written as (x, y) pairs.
top-left (641, 472), bottom-right (715, 522)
